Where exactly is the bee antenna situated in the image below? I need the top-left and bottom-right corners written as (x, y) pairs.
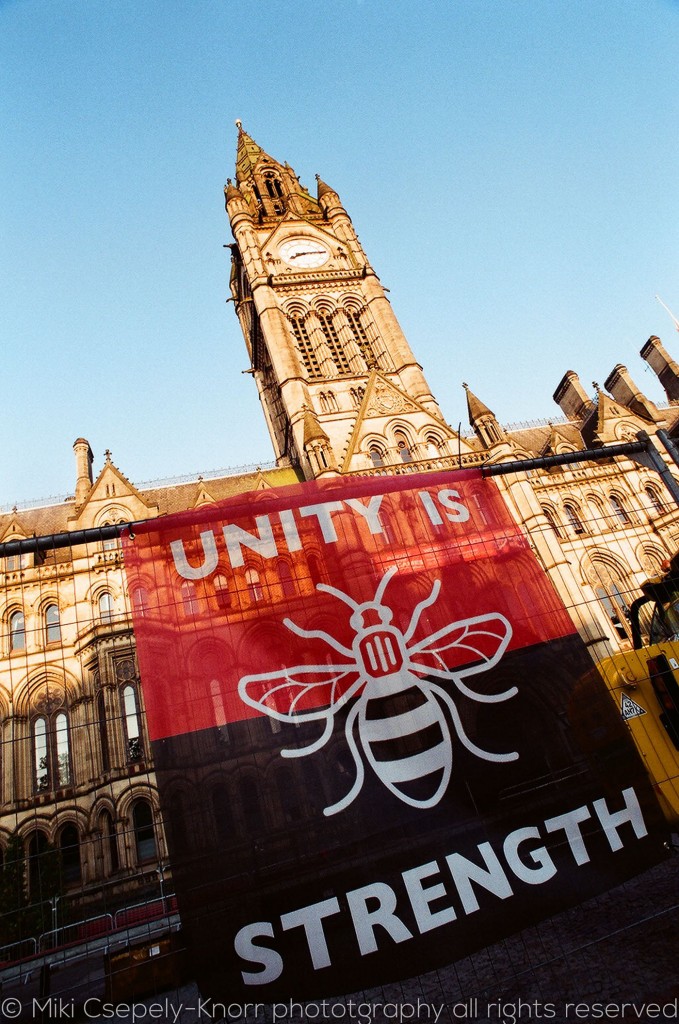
top-left (315, 582), bottom-right (361, 610)
top-left (373, 566), bottom-right (398, 606)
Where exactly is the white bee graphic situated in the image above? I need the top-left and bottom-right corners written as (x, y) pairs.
top-left (238, 568), bottom-right (518, 816)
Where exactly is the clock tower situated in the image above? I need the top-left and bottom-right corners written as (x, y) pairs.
top-left (226, 123), bottom-right (468, 478)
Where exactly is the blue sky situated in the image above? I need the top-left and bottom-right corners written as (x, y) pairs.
top-left (2, 0), bottom-right (678, 507)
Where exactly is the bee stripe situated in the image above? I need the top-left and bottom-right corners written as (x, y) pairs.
top-left (365, 675), bottom-right (423, 700)
top-left (373, 739), bottom-right (449, 784)
top-left (361, 701), bottom-right (440, 741)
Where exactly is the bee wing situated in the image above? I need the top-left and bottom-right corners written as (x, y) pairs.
top-left (238, 664), bottom-right (364, 723)
top-left (408, 613), bottom-right (512, 681)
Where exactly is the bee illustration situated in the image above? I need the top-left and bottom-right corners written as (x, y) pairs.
top-left (238, 567), bottom-right (518, 816)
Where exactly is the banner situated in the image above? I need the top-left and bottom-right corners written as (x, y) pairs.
top-left (123, 470), bottom-right (667, 1001)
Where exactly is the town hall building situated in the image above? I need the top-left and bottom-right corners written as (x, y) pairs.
top-left (1, 124), bottom-right (678, 941)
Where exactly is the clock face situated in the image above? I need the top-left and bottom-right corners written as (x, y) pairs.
top-left (279, 237), bottom-right (330, 268)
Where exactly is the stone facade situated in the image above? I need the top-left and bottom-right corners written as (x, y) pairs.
top-left (1, 124), bottom-right (679, 935)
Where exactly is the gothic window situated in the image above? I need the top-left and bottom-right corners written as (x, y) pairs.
top-left (121, 684), bottom-right (143, 762)
top-left (210, 678), bottom-right (228, 737)
top-left (288, 313), bottom-right (322, 379)
top-left (369, 445), bottom-right (385, 468)
top-left (33, 711), bottom-right (71, 792)
top-left (131, 588), bottom-right (147, 618)
top-left (58, 824), bottom-right (81, 886)
top-left (262, 171), bottom-right (285, 214)
top-left (9, 610), bottom-right (25, 651)
top-left (278, 560), bottom-right (296, 597)
top-left (345, 308), bottom-right (377, 365)
top-left (563, 502), bottom-right (586, 535)
top-left (595, 583), bottom-right (630, 640)
top-left (213, 574), bottom-right (231, 610)
top-left (98, 592), bottom-right (113, 622)
top-left (245, 568), bottom-right (263, 602)
top-left (308, 554), bottom-right (323, 586)
top-left (132, 799), bottom-right (157, 863)
top-left (425, 434), bottom-right (444, 457)
top-left (394, 430), bottom-right (413, 462)
top-left (542, 506), bottom-right (563, 538)
top-left (97, 690), bottom-right (110, 772)
top-left (180, 581), bottom-right (199, 617)
top-left (587, 495), bottom-right (606, 529)
top-left (99, 809), bottom-right (119, 875)
top-left (609, 493), bottom-right (631, 525)
top-left (317, 312), bottom-right (351, 374)
top-left (645, 485), bottom-right (666, 515)
top-left (590, 560), bottom-right (633, 641)
top-left (45, 604), bottom-right (61, 644)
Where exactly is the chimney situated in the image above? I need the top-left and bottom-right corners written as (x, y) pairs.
top-left (603, 364), bottom-right (661, 422)
top-left (73, 438), bottom-right (93, 504)
top-left (640, 336), bottom-right (679, 402)
top-left (553, 371), bottom-right (595, 421)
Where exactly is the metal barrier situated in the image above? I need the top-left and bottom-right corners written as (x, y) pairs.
top-left (0, 937), bottom-right (38, 966)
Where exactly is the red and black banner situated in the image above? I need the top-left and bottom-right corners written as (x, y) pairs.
top-left (123, 470), bottom-right (667, 1001)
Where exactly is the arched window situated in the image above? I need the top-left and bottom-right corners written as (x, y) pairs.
top-left (45, 604), bottom-right (61, 644)
top-left (132, 800), bottom-right (157, 863)
top-left (131, 588), bottom-right (147, 618)
top-left (122, 684), bottom-right (143, 762)
top-left (587, 495), bottom-right (605, 530)
top-left (58, 824), bottom-right (81, 886)
top-left (425, 434), bottom-right (445, 458)
top-left (609, 494), bottom-right (631, 525)
top-left (394, 430), bottom-right (413, 462)
top-left (245, 568), bottom-right (263, 602)
top-left (98, 592), bottom-right (113, 622)
top-left (278, 561), bottom-right (295, 597)
top-left (344, 307), bottom-right (377, 365)
top-left (180, 581), bottom-right (198, 617)
top-left (210, 678), bottom-right (228, 737)
top-left (563, 502), bottom-right (586, 535)
top-left (317, 313), bottom-right (351, 374)
top-left (213, 574), bottom-right (230, 610)
top-left (368, 445), bottom-right (385, 468)
top-left (97, 690), bottom-right (110, 772)
top-left (33, 711), bottom-right (71, 792)
top-left (595, 585), bottom-right (630, 640)
top-left (9, 610), bottom-right (25, 652)
top-left (541, 507), bottom-right (563, 538)
top-left (645, 486), bottom-right (665, 515)
top-left (308, 555), bottom-right (323, 586)
top-left (99, 809), bottom-right (119, 876)
top-left (591, 562), bottom-right (633, 641)
top-left (288, 313), bottom-right (321, 378)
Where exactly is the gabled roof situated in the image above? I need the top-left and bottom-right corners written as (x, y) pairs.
top-left (340, 369), bottom-right (465, 471)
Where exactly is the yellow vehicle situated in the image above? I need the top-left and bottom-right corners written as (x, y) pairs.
top-left (595, 553), bottom-right (679, 827)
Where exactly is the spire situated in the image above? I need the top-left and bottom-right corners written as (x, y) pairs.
top-left (463, 383), bottom-right (506, 448)
top-left (231, 121), bottom-right (321, 222)
top-left (302, 405), bottom-right (329, 445)
top-left (315, 174), bottom-right (336, 200)
top-left (463, 382), bottom-right (495, 424)
top-left (234, 120), bottom-right (269, 185)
